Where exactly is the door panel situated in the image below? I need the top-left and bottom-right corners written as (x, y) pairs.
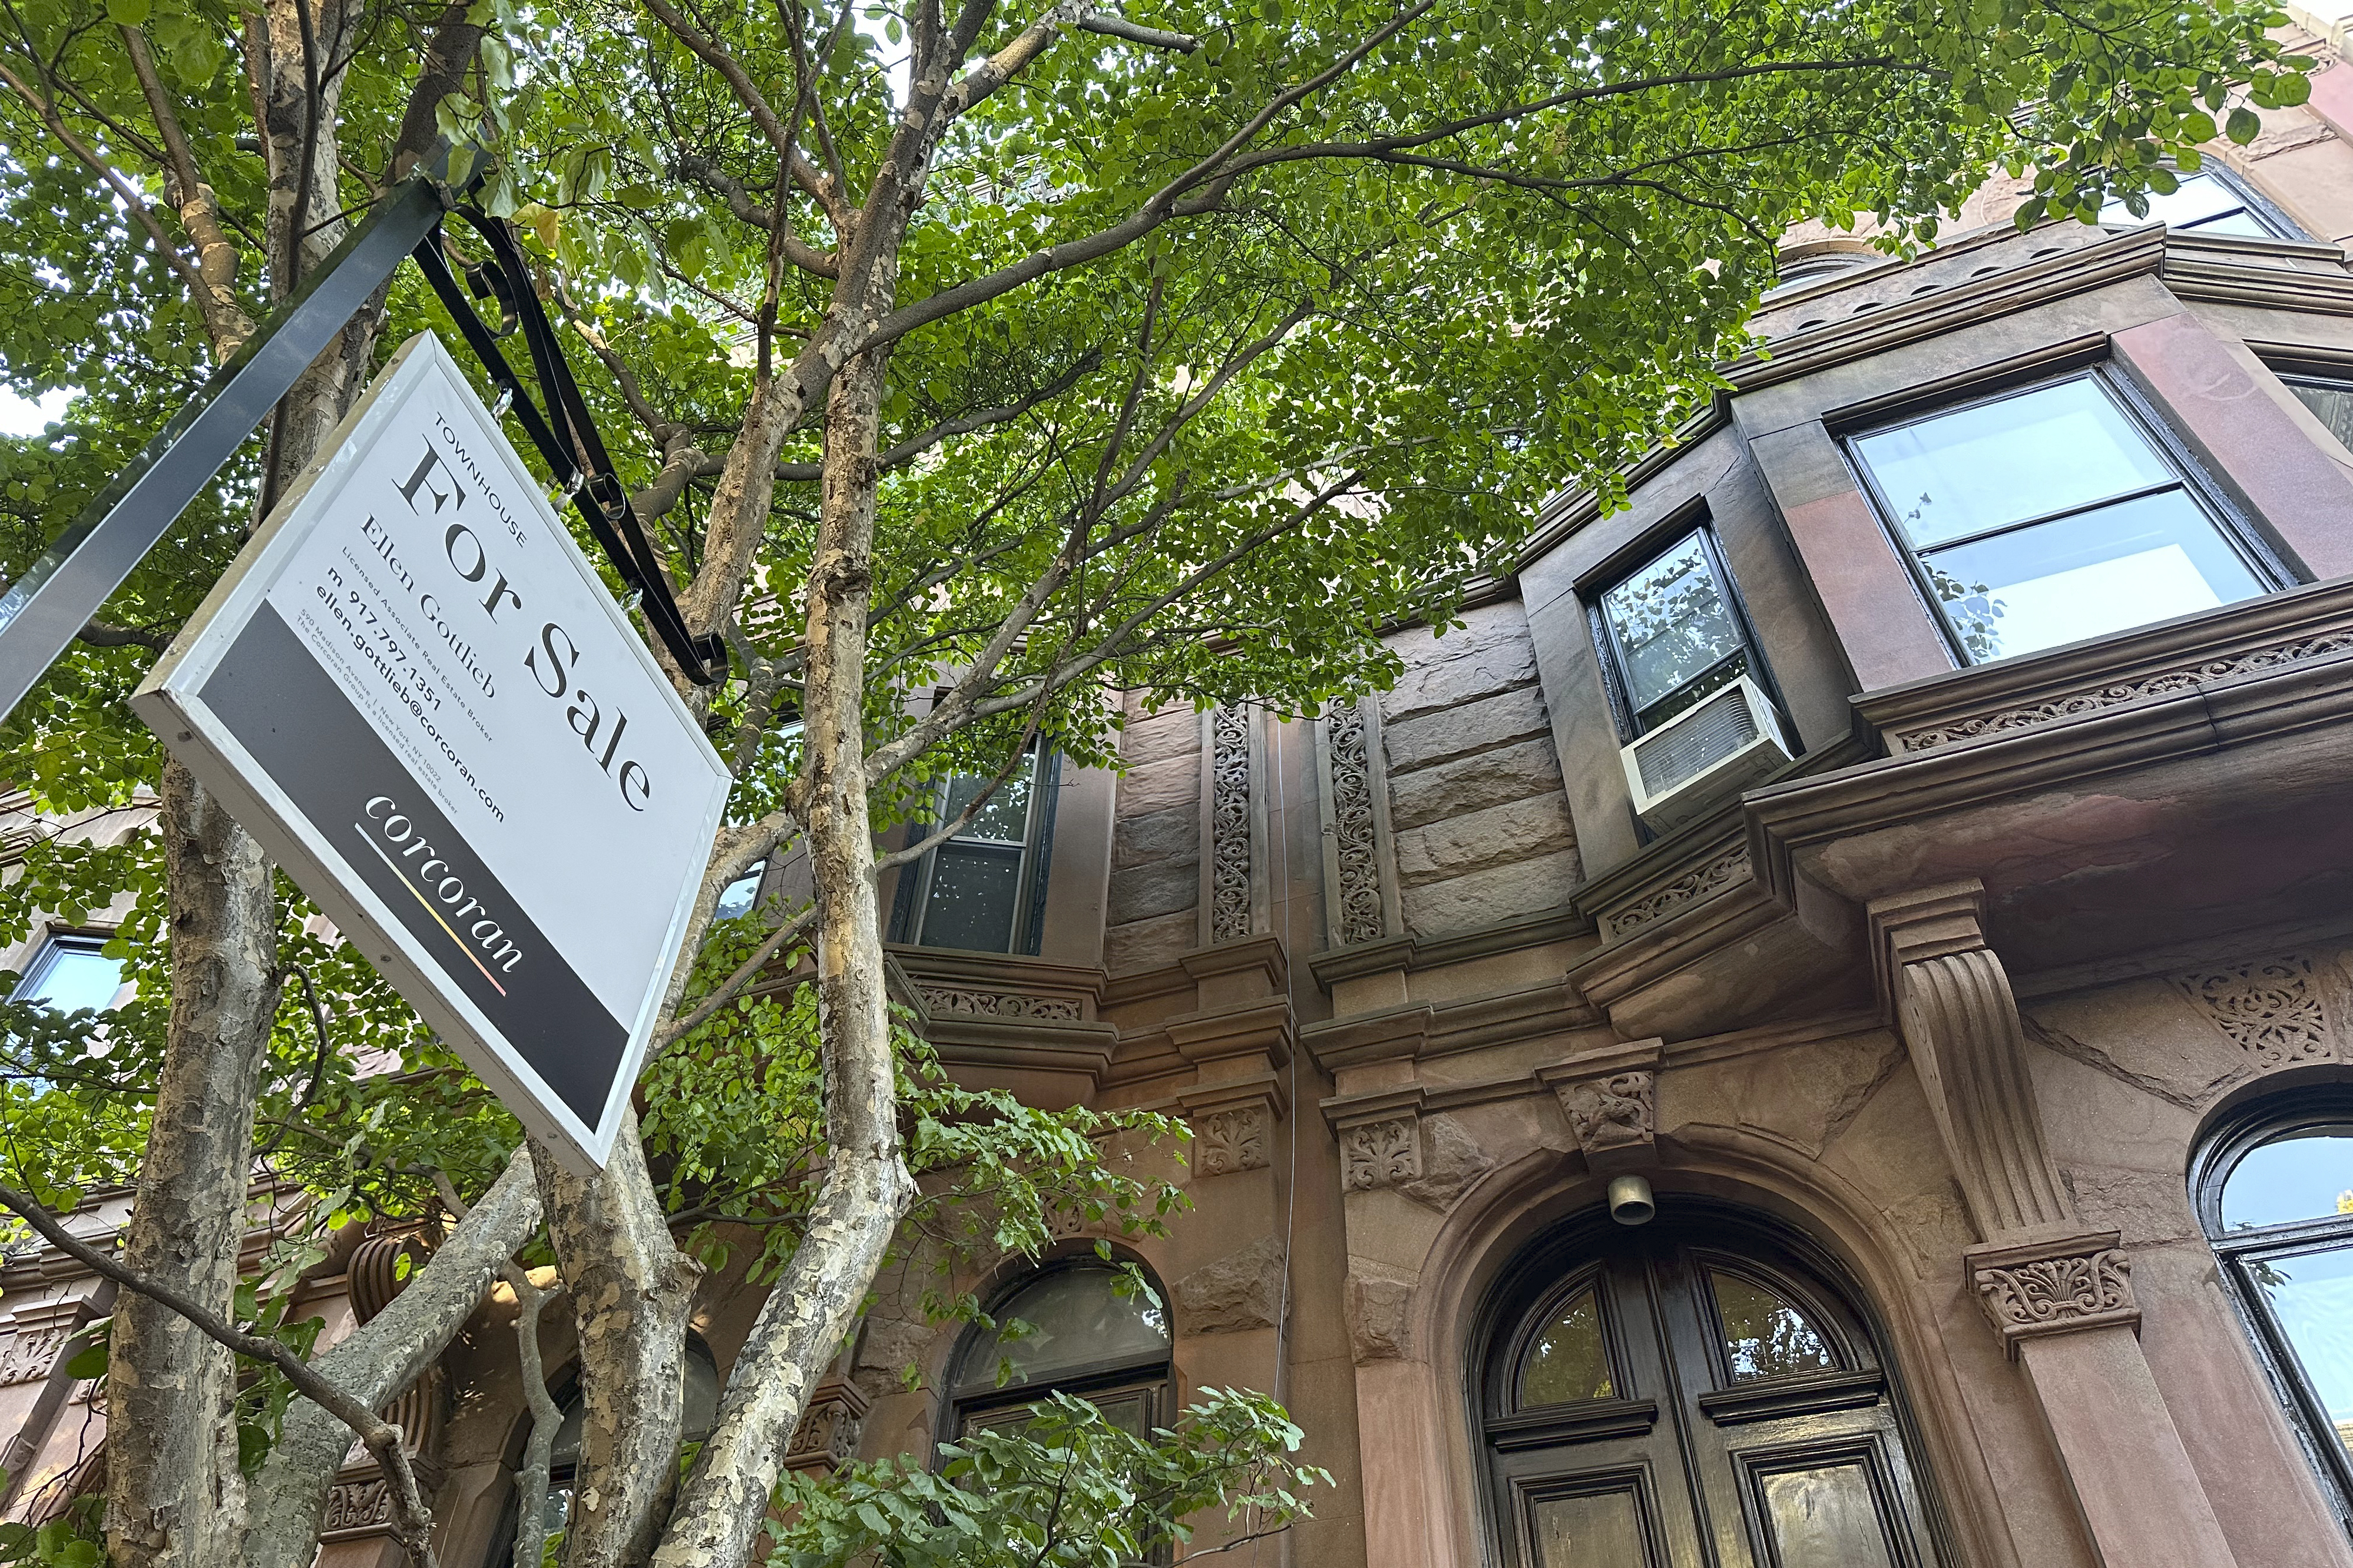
top-left (1479, 1212), bottom-right (1940, 1568)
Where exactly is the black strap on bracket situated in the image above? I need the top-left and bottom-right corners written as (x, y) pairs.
top-left (409, 213), bottom-right (725, 686)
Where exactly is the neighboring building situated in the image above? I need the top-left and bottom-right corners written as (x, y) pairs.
top-left (22, 23), bottom-right (2353, 1568)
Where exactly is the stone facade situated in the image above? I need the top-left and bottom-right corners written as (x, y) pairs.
top-left (22, 23), bottom-right (2353, 1568)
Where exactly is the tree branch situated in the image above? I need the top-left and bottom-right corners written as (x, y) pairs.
top-left (1075, 11), bottom-right (1198, 51)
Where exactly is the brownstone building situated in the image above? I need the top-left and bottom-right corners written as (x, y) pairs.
top-left (19, 19), bottom-right (2353, 1568)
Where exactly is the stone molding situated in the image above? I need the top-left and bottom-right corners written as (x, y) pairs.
top-left (1535, 1039), bottom-right (1664, 1173)
top-left (1315, 697), bottom-right (1402, 947)
top-left (2170, 953), bottom-right (2335, 1066)
top-left (1601, 843), bottom-right (1752, 940)
top-left (1869, 881), bottom-right (2074, 1239)
top-left (1967, 1230), bottom-right (2140, 1357)
top-left (784, 1378), bottom-right (871, 1476)
top-left (916, 984), bottom-right (1084, 1023)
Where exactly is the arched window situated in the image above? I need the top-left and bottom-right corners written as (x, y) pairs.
top-left (1473, 1205), bottom-right (1939, 1568)
top-left (2195, 1089), bottom-right (2353, 1516)
top-left (947, 1260), bottom-right (1173, 1441)
top-left (492, 1335), bottom-right (722, 1566)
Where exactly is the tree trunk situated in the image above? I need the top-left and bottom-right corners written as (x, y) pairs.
top-left (104, 760), bottom-right (279, 1568)
top-left (648, 347), bottom-right (912, 1568)
top-left (534, 1116), bottom-right (701, 1568)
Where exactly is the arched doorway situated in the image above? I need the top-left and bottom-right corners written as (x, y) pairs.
top-left (1473, 1203), bottom-right (1939, 1568)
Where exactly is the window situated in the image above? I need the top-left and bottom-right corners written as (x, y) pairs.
top-left (1589, 529), bottom-right (1772, 739)
top-left (8, 934), bottom-right (124, 1016)
top-left (495, 1337), bottom-right (722, 1566)
top-left (1763, 250), bottom-right (1881, 299)
top-left (2196, 1090), bottom-right (2353, 1516)
top-left (889, 751), bottom-right (1060, 954)
top-left (947, 1261), bottom-right (1173, 1443)
top-left (2281, 376), bottom-right (2353, 454)
top-left (1849, 372), bottom-right (2285, 665)
top-left (1475, 1208), bottom-right (1937, 1568)
top-left (2097, 165), bottom-right (2299, 239)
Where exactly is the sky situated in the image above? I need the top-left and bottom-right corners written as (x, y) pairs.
top-left (0, 387), bottom-right (71, 436)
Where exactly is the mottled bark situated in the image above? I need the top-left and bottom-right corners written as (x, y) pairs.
top-left (104, 760), bottom-right (279, 1568)
top-left (650, 347), bottom-right (913, 1568)
top-left (242, 1149), bottom-right (543, 1568)
top-left (501, 1264), bottom-right (563, 1568)
top-left (535, 1115), bottom-right (702, 1568)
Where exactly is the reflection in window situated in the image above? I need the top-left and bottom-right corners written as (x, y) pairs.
top-left (2283, 376), bottom-right (2353, 455)
top-left (1531, 1486), bottom-right (1651, 1567)
top-left (1758, 1460), bottom-right (1898, 1568)
top-left (2200, 1104), bottom-right (2353, 1504)
top-left (2097, 167), bottom-right (2294, 238)
top-left (9, 934), bottom-right (124, 1016)
top-left (890, 751), bottom-right (1059, 954)
top-left (1712, 1272), bottom-right (1839, 1382)
top-left (1850, 374), bottom-right (2278, 664)
top-left (1518, 1288), bottom-right (1614, 1407)
top-left (1593, 529), bottom-right (1766, 736)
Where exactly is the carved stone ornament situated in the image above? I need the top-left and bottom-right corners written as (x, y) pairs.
top-left (1606, 845), bottom-right (1751, 939)
top-left (1324, 699), bottom-right (1385, 946)
top-left (1193, 1105), bottom-right (1269, 1178)
top-left (1341, 1115), bottom-right (1422, 1191)
top-left (1559, 1071), bottom-right (1656, 1168)
top-left (1209, 704), bottom-right (1255, 943)
top-left (320, 1477), bottom-right (395, 1536)
top-left (2172, 954), bottom-right (2332, 1066)
top-left (786, 1382), bottom-right (870, 1473)
top-left (0, 1324), bottom-right (70, 1385)
top-left (917, 984), bottom-right (1083, 1023)
top-left (1970, 1237), bottom-right (2139, 1355)
top-left (1894, 627), bottom-right (2353, 751)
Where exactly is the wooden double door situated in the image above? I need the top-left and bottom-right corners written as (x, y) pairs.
top-left (1476, 1211), bottom-right (1938, 1568)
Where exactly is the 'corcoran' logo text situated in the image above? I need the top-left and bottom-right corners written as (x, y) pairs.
top-left (356, 796), bottom-right (524, 991)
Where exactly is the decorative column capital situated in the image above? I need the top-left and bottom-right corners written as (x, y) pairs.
top-left (785, 1378), bottom-right (871, 1477)
top-left (1535, 1039), bottom-right (1664, 1173)
top-left (1967, 1230), bottom-right (2139, 1358)
top-left (1333, 1092), bottom-right (1426, 1191)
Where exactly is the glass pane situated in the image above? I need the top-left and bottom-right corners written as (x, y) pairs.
top-left (1854, 379), bottom-right (2175, 548)
top-left (1758, 1461), bottom-right (1898, 1568)
top-left (1517, 1288), bottom-right (1614, 1407)
top-left (939, 764), bottom-right (1033, 845)
top-left (2179, 207), bottom-right (2273, 238)
top-left (1918, 489), bottom-right (2265, 664)
top-left (2249, 1243), bottom-right (2353, 1469)
top-left (959, 1266), bottom-right (1171, 1393)
top-left (1713, 1272), bottom-right (1839, 1381)
top-left (2223, 1129), bottom-right (2353, 1231)
top-left (2289, 381), bottom-right (2353, 453)
top-left (1601, 532), bottom-right (1748, 716)
top-left (919, 844), bottom-right (1023, 952)
top-left (1530, 1487), bottom-right (1649, 1568)
top-left (11, 942), bottom-right (123, 1015)
top-left (2100, 171), bottom-right (2253, 231)
top-left (683, 1346), bottom-right (722, 1443)
top-left (713, 866), bottom-right (763, 923)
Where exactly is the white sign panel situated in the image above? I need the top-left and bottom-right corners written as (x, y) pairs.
top-left (134, 333), bottom-right (732, 1171)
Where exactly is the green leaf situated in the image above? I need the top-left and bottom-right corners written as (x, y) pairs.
top-left (2227, 106), bottom-right (2262, 144)
top-left (102, 0), bottom-right (147, 22)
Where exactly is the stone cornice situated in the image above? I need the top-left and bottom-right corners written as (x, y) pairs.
top-left (1305, 906), bottom-right (1594, 993)
top-left (1300, 977), bottom-right (1600, 1073)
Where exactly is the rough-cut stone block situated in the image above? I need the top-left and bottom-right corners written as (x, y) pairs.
top-left (1393, 793), bottom-right (1576, 887)
top-left (1386, 735), bottom-right (1568, 831)
top-left (1116, 753), bottom-right (1199, 816)
top-left (1113, 803), bottom-right (1196, 869)
top-left (1401, 850), bottom-right (1581, 937)
top-left (1110, 856), bottom-right (1200, 924)
top-left (1120, 703), bottom-right (1202, 767)
top-left (1174, 1235), bottom-right (1285, 1335)
top-left (1381, 686), bottom-right (1551, 775)
top-left (1379, 605), bottom-right (1541, 724)
top-left (1105, 907), bottom-right (1197, 974)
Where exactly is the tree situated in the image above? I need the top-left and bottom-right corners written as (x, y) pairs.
top-left (0, 0), bottom-right (2307, 1557)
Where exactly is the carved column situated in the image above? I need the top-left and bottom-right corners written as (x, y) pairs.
top-left (1871, 881), bottom-right (2240, 1568)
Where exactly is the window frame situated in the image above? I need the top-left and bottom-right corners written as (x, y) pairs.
top-left (9, 931), bottom-right (124, 1015)
top-left (1845, 365), bottom-right (2295, 668)
top-left (888, 748), bottom-right (1062, 955)
top-left (1585, 518), bottom-right (1782, 744)
top-left (2099, 161), bottom-right (2305, 241)
top-left (2192, 1087), bottom-right (2353, 1529)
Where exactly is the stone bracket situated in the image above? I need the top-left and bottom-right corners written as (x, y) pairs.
top-left (1968, 1229), bottom-right (2140, 1360)
top-left (1535, 1039), bottom-right (1663, 1173)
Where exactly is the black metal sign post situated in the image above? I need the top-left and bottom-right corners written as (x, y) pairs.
top-left (0, 174), bottom-right (446, 724)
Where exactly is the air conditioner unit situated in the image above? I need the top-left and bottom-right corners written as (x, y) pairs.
top-left (1620, 677), bottom-right (1790, 834)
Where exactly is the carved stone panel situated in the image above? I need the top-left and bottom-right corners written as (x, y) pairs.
top-left (1323, 698), bottom-right (1388, 946)
top-left (1192, 1105), bottom-right (1269, 1178)
top-left (785, 1380), bottom-right (871, 1476)
top-left (1968, 1231), bottom-right (2139, 1355)
top-left (917, 984), bottom-right (1084, 1023)
top-left (320, 1477), bottom-right (395, 1537)
top-left (1558, 1071), bottom-right (1656, 1171)
top-left (0, 1324), bottom-right (70, 1385)
top-left (1341, 1115), bottom-right (1422, 1191)
top-left (2172, 954), bottom-right (2332, 1066)
top-left (1604, 844), bottom-right (1752, 939)
top-left (1207, 704), bottom-right (1255, 943)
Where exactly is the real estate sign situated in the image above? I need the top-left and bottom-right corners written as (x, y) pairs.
top-left (133, 332), bottom-right (732, 1171)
